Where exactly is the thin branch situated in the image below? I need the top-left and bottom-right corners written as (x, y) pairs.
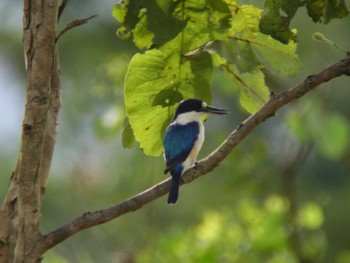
top-left (58, 0), bottom-right (68, 22)
top-left (56, 15), bottom-right (97, 42)
top-left (37, 55), bottom-right (350, 254)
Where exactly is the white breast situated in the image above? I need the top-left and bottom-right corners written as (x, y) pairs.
top-left (182, 121), bottom-right (204, 172)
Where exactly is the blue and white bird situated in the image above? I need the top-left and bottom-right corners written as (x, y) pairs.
top-left (163, 98), bottom-right (229, 204)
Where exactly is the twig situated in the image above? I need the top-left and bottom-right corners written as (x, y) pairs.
top-left (58, 0), bottom-right (68, 22)
top-left (56, 15), bottom-right (97, 42)
top-left (37, 55), bottom-right (350, 254)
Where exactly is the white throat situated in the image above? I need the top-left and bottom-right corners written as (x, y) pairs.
top-left (175, 111), bottom-right (205, 125)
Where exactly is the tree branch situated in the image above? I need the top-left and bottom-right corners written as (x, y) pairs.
top-left (37, 55), bottom-right (350, 254)
top-left (58, 0), bottom-right (68, 22)
top-left (56, 15), bottom-right (97, 41)
top-left (0, 1), bottom-right (60, 262)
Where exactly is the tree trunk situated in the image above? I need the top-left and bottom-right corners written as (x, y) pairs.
top-left (0, 0), bottom-right (60, 262)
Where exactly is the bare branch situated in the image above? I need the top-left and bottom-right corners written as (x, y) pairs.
top-left (56, 15), bottom-right (97, 42)
top-left (58, 0), bottom-right (68, 22)
top-left (37, 55), bottom-right (350, 254)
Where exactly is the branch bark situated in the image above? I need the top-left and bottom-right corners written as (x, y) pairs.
top-left (39, 49), bottom-right (61, 199)
top-left (56, 15), bottom-right (97, 41)
top-left (36, 55), bottom-right (350, 254)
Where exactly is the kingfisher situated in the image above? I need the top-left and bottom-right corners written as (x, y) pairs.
top-left (163, 98), bottom-right (229, 204)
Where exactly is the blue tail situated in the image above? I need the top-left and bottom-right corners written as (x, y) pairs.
top-left (168, 165), bottom-right (183, 204)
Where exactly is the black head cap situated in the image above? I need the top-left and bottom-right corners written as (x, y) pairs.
top-left (173, 98), bottom-right (229, 119)
top-left (174, 99), bottom-right (205, 118)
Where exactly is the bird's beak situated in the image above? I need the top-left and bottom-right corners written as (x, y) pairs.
top-left (202, 105), bottom-right (230, 115)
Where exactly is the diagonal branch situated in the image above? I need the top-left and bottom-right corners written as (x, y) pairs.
top-left (56, 15), bottom-right (97, 41)
top-left (37, 55), bottom-right (350, 254)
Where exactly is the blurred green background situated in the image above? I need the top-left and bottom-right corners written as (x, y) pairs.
top-left (1, 1), bottom-right (350, 262)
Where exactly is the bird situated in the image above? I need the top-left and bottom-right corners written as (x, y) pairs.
top-left (163, 98), bottom-right (229, 204)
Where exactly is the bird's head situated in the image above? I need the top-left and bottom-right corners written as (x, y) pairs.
top-left (173, 98), bottom-right (229, 124)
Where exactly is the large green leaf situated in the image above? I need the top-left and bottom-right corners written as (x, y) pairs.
top-left (250, 33), bottom-right (301, 75)
top-left (124, 49), bottom-right (212, 156)
top-left (229, 5), bottom-right (301, 75)
top-left (120, 0), bottom-right (232, 155)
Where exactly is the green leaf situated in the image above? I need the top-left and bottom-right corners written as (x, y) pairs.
top-left (230, 4), bottom-right (261, 38)
top-left (306, 0), bottom-right (349, 23)
top-left (259, 0), bottom-right (349, 42)
top-left (124, 49), bottom-right (212, 156)
top-left (141, 0), bottom-right (186, 47)
top-left (212, 53), bottom-right (269, 113)
top-left (113, 0), bottom-right (186, 47)
top-left (259, 0), bottom-right (299, 43)
top-left (112, 2), bottom-right (128, 23)
top-left (112, 1), bottom-right (139, 40)
top-left (228, 4), bottom-right (301, 75)
top-left (133, 11), bottom-right (154, 49)
top-left (121, 117), bottom-right (135, 148)
top-left (170, 0), bottom-right (231, 52)
top-left (113, 0), bottom-right (231, 50)
top-left (237, 69), bottom-right (270, 113)
top-left (250, 33), bottom-right (301, 75)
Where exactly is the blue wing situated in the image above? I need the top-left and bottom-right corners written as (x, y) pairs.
top-left (163, 122), bottom-right (199, 174)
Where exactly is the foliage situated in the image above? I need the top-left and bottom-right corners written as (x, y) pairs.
top-left (136, 196), bottom-right (326, 263)
top-left (108, 1), bottom-right (350, 261)
top-left (260, 0), bottom-right (349, 43)
top-left (113, 0), bottom-right (303, 156)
